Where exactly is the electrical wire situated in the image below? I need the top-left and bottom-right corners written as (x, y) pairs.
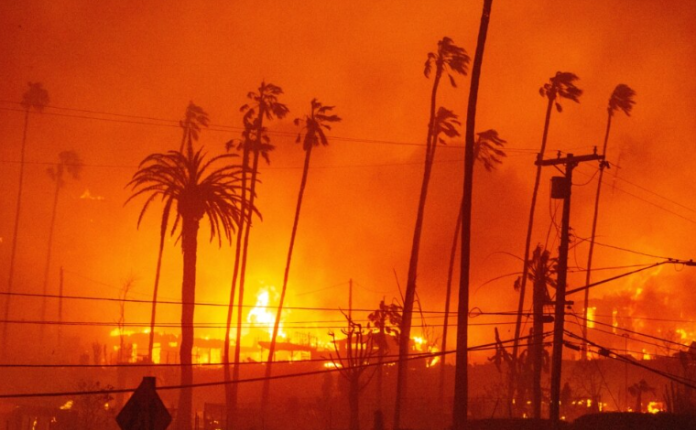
top-left (0, 331), bottom-right (550, 398)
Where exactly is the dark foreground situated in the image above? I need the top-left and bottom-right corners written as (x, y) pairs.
top-left (469, 413), bottom-right (696, 430)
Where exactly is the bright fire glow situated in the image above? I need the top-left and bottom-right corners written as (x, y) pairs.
top-left (647, 401), bottom-right (664, 414)
top-left (642, 349), bottom-right (651, 360)
top-left (587, 307), bottom-right (596, 328)
top-left (247, 288), bottom-right (285, 339)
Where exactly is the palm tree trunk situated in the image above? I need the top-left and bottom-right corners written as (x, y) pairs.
top-left (147, 201), bottom-right (172, 363)
top-left (262, 144), bottom-right (313, 413)
top-left (175, 216), bottom-right (199, 430)
top-left (581, 112), bottom-right (612, 360)
top-left (349, 375), bottom-right (360, 430)
top-left (454, 1), bottom-right (492, 429)
top-left (508, 93), bottom-right (554, 417)
top-left (40, 177), bottom-right (61, 342)
top-left (231, 144), bottom-right (262, 409)
top-left (2, 109), bottom-right (30, 356)
top-left (440, 204), bottom-right (462, 403)
top-left (394, 54), bottom-right (442, 430)
top-left (224, 140), bottom-right (251, 429)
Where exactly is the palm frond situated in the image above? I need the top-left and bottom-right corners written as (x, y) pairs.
top-left (609, 84), bottom-right (636, 117)
top-left (21, 82), bottom-right (50, 112)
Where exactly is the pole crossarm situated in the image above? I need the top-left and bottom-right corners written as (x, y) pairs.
top-left (535, 152), bottom-right (603, 167)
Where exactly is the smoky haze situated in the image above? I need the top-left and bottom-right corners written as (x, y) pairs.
top-left (0, 0), bottom-right (695, 372)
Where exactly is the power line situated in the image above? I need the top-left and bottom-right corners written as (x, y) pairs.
top-left (574, 163), bottom-right (696, 225)
top-left (0, 331), bottom-right (550, 398)
top-left (0, 318), bottom-right (518, 329)
top-left (0, 290), bottom-right (454, 314)
top-left (0, 103), bottom-right (540, 154)
top-left (564, 330), bottom-right (696, 390)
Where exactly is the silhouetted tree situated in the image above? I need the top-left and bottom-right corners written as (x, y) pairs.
top-left (145, 103), bottom-right (210, 364)
top-left (2, 82), bottom-right (49, 354)
top-left (441, 129), bottom-right (506, 402)
top-left (262, 98), bottom-right (340, 410)
top-left (329, 314), bottom-right (377, 430)
top-left (178, 102), bottom-right (209, 153)
top-left (582, 84), bottom-right (635, 358)
top-left (127, 141), bottom-right (246, 430)
top-left (509, 71), bottom-right (582, 416)
top-left (629, 379), bottom-right (655, 412)
top-left (368, 299), bottom-right (402, 410)
top-left (521, 245), bottom-right (556, 418)
top-left (225, 82), bottom-right (288, 427)
top-left (454, 1), bottom-right (494, 428)
top-left (40, 150), bottom-right (82, 339)
top-left (397, 37), bottom-right (469, 428)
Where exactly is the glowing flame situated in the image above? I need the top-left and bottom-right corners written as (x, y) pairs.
top-left (587, 307), bottom-right (597, 329)
top-left (642, 348), bottom-right (651, 360)
top-left (247, 288), bottom-right (285, 339)
top-left (411, 336), bottom-right (439, 367)
top-left (110, 328), bottom-right (134, 337)
top-left (647, 401), bottom-right (664, 414)
top-left (59, 400), bottom-right (73, 410)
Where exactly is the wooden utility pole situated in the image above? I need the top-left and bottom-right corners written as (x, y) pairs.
top-left (531, 263), bottom-right (548, 419)
top-left (349, 278), bottom-right (353, 321)
top-left (536, 152), bottom-right (602, 425)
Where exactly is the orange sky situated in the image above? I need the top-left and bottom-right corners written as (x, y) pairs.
top-left (1, 0), bottom-right (696, 360)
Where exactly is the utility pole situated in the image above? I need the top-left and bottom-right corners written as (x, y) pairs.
top-left (348, 278), bottom-right (353, 321)
top-left (531, 261), bottom-right (551, 419)
top-left (536, 152), bottom-right (602, 425)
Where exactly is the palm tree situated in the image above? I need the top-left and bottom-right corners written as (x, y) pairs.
top-left (225, 82), bottom-right (287, 427)
top-left (127, 144), bottom-right (247, 430)
top-left (178, 102), bottom-right (209, 153)
top-left (261, 98), bottom-right (340, 410)
top-left (581, 84), bottom-right (635, 358)
top-left (147, 102), bottom-right (209, 363)
top-left (523, 245), bottom-right (556, 419)
top-left (40, 151), bottom-right (83, 340)
top-left (508, 71), bottom-right (582, 416)
top-left (397, 36), bottom-right (469, 429)
top-left (2, 82), bottom-right (49, 355)
top-left (454, 2), bottom-right (494, 427)
top-left (368, 299), bottom-right (402, 411)
top-left (440, 129), bottom-right (505, 402)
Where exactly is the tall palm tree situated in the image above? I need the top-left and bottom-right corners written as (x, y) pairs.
top-left (147, 102), bottom-right (209, 363)
top-left (2, 83), bottom-right (50, 355)
top-left (581, 84), bottom-right (635, 358)
top-left (178, 102), bottom-right (209, 153)
top-left (508, 71), bottom-right (582, 416)
top-left (261, 98), bottom-right (340, 410)
top-left (40, 151), bottom-right (82, 340)
top-left (454, 2), bottom-right (494, 428)
top-left (524, 245), bottom-right (556, 419)
top-left (396, 36), bottom-right (469, 429)
top-left (225, 82), bottom-right (287, 427)
top-left (440, 129), bottom-right (505, 402)
top-left (127, 144), bottom-right (247, 430)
